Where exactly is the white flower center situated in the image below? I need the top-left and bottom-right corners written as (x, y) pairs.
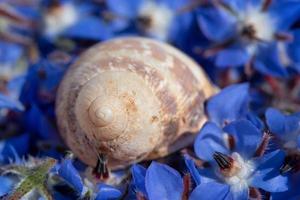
top-left (43, 3), bottom-right (78, 38)
top-left (138, 1), bottom-right (174, 40)
top-left (225, 152), bottom-right (254, 192)
top-left (241, 6), bottom-right (275, 41)
top-left (237, 5), bottom-right (275, 56)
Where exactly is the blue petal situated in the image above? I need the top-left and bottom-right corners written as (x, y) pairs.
top-left (168, 4), bottom-right (194, 45)
top-left (25, 104), bottom-right (57, 140)
top-left (251, 150), bottom-right (288, 192)
top-left (246, 112), bottom-right (265, 131)
top-left (20, 59), bottom-right (67, 106)
top-left (0, 93), bottom-right (24, 111)
top-left (37, 60), bottom-right (67, 92)
top-left (215, 46), bottom-right (250, 67)
top-left (131, 164), bottom-right (147, 196)
top-left (251, 172), bottom-right (288, 192)
top-left (265, 108), bottom-right (300, 141)
top-left (206, 83), bottom-right (250, 126)
top-left (96, 184), bottom-right (122, 200)
top-left (269, 0), bottom-right (300, 30)
top-left (197, 6), bottom-right (237, 42)
top-left (145, 162), bottom-right (183, 200)
top-left (224, 120), bottom-right (263, 159)
top-left (63, 17), bottom-right (114, 40)
top-left (253, 150), bottom-right (285, 171)
top-left (0, 133), bottom-right (30, 163)
top-left (0, 176), bottom-right (14, 196)
top-left (198, 167), bottom-right (222, 184)
top-left (189, 182), bottom-right (231, 200)
top-left (254, 43), bottom-right (288, 77)
top-left (194, 122), bottom-right (228, 162)
top-left (58, 159), bottom-right (84, 195)
top-left (184, 155), bottom-right (201, 185)
top-left (265, 108), bottom-right (285, 134)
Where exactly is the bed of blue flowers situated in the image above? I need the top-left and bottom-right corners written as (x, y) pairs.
top-left (0, 0), bottom-right (300, 199)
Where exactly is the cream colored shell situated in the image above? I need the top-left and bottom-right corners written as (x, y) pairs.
top-left (56, 37), bottom-right (216, 169)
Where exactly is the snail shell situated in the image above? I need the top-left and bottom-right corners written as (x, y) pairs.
top-left (56, 37), bottom-right (217, 169)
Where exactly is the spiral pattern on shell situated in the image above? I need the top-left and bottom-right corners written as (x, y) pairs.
top-left (56, 37), bottom-right (216, 169)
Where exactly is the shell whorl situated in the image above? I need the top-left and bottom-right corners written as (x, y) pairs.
top-left (56, 37), bottom-right (217, 169)
top-left (75, 74), bottom-right (129, 141)
top-left (74, 70), bottom-right (162, 160)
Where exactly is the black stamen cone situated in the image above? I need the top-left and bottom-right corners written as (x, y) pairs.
top-left (213, 152), bottom-right (232, 170)
top-left (280, 154), bottom-right (300, 174)
top-left (136, 16), bottom-right (152, 29)
top-left (93, 154), bottom-right (109, 179)
top-left (280, 162), bottom-right (293, 174)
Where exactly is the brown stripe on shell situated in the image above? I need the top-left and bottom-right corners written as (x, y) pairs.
top-left (87, 57), bottom-right (178, 116)
top-left (156, 88), bottom-right (177, 115)
top-left (171, 56), bottom-right (200, 95)
top-left (184, 91), bottom-right (206, 129)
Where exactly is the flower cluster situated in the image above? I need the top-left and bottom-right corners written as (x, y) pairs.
top-left (196, 0), bottom-right (300, 77)
top-left (0, 0), bottom-right (299, 200)
top-left (128, 84), bottom-right (300, 200)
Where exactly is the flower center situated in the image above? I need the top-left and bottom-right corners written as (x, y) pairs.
top-left (43, 3), bottom-right (78, 37)
top-left (214, 152), bottom-right (254, 191)
top-left (239, 6), bottom-right (275, 42)
top-left (137, 1), bottom-right (174, 40)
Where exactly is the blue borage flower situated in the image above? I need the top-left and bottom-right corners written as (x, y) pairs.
top-left (265, 108), bottom-right (300, 174)
top-left (20, 55), bottom-right (69, 107)
top-left (105, 0), bottom-right (194, 45)
top-left (196, 0), bottom-right (300, 77)
top-left (57, 157), bottom-right (121, 200)
top-left (131, 162), bottom-right (184, 200)
top-left (40, 0), bottom-right (114, 41)
top-left (189, 119), bottom-right (287, 199)
top-left (0, 55), bottom-right (70, 160)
